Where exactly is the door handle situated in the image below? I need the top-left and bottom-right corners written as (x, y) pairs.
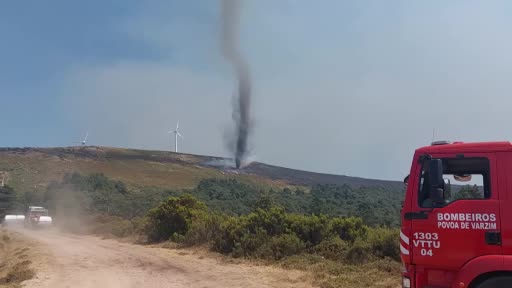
top-left (404, 211), bottom-right (429, 220)
top-left (485, 231), bottom-right (501, 245)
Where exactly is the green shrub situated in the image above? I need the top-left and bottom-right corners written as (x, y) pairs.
top-left (256, 233), bottom-right (306, 260)
top-left (246, 207), bottom-right (288, 236)
top-left (345, 240), bottom-right (372, 265)
top-left (111, 219), bottom-right (133, 238)
top-left (239, 227), bottom-right (271, 257)
top-left (171, 232), bottom-right (186, 243)
top-left (287, 213), bottom-right (331, 246)
top-left (212, 218), bottom-right (270, 257)
top-left (368, 227), bottom-right (400, 261)
top-left (312, 236), bottom-right (349, 261)
top-left (183, 212), bottom-right (226, 246)
top-left (144, 194), bottom-right (207, 242)
top-left (330, 217), bottom-right (368, 244)
top-left (211, 216), bottom-right (247, 254)
top-left (130, 216), bottom-right (146, 234)
top-left (129, 185), bottom-right (400, 267)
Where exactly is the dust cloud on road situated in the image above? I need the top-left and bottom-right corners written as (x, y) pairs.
top-left (8, 228), bottom-right (312, 288)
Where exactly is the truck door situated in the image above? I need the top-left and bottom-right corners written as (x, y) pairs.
top-left (409, 153), bottom-right (501, 285)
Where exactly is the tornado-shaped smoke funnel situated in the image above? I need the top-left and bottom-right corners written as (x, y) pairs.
top-left (221, 0), bottom-right (252, 169)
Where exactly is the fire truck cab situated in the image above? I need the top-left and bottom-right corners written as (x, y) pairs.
top-left (401, 141), bottom-right (512, 288)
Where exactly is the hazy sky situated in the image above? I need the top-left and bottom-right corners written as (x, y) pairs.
top-left (1, 0), bottom-right (512, 181)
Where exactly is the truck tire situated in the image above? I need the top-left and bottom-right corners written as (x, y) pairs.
top-left (476, 276), bottom-right (512, 288)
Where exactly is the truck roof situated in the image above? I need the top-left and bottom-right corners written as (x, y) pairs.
top-left (28, 206), bottom-right (47, 211)
top-left (416, 141), bottom-right (512, 154)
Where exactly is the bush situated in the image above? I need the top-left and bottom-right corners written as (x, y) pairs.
top-left (211, 216), bottom-right (247, 254)
top-left (239, 227), bottom-right (271, 257)
top-left (182, 212), bottom-right (226, 246)
top-left (0, 185), bottom-right (16, 218)
top-left (137, 192), bottom-right (400, 267)
top-left (211, 216), bottom-right (270, 258)
top-left (144, 194), bottom-right (207, 242)
top-left (330, 217), bottom-right (368, 244)
top-left (287, 214), bottom-right (331, 246)
top-left (246, 207), bottom-right (288, 236)
top-left (256, 234), bottom-right (306, 260)
top-left (111, 219), bottom-right (133, 238)
top-left (312, 236), bottom-right (349, 261)
top-left (345, 240), bottom-right (372, 265)
top-left (130, 217), bottom-right (146, 234)
top-left (368, 227), bottom-right (400, 261)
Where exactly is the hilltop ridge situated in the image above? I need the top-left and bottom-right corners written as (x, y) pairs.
top-left (0, 146), bottom-right (403, 192)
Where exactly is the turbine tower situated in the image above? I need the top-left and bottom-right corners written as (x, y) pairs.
top-left (169, 122), bottom-right (184, 153)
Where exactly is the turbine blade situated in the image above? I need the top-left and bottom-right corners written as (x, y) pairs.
top-left (176, 121), bottom-right (179, 130)
top-left (177, 132), bottom-right (184, 139)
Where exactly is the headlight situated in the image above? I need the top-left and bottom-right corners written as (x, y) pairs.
top-left (402, 277), bottom-right (411, 288)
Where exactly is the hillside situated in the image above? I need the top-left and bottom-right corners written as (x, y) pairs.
top-left (0, 146), bottom-right (403, 288)
top-left (0, 146), bottom-right (403, 193)
top-left (241, 162), bottom-right (403, 191)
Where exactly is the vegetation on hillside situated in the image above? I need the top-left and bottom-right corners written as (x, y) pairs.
top-left (143, 194), bottom-right (399, 261)
top-left (0, 172), bottom-right (402, 287)
top-left (142, 194), bottom-right (400, 287)
top-left (4, 173), bottom-right (403, 228)
top-left (187, 179), bottom-right (403, 227)
top-left (0, 147), bottom-right (227, 193)
top-left (0, 185), bottom-right (16, 220)
top-left (0, 147), bottom-right (403, 196)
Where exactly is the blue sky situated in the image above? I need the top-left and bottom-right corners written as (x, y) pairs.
top-left (1, 1), bottom-right (512, 180)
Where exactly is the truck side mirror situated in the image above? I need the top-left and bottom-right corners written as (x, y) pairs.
top-left (428, 159), bottom-right (444, 203)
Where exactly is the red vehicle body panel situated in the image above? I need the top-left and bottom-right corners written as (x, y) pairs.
top-left (401, 141), bottom-right (512, 288)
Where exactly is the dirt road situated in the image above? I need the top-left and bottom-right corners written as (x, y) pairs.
top-left (8, 228), bottom-right (313, 288)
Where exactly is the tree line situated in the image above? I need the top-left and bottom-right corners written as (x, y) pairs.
top-left (0, 173), bottom-right (405, 228)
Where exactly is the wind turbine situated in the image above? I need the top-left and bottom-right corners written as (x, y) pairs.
top-left (81, 132), bottom-right (88, 146)
top-left (168, 122), bottom-right (184, 153)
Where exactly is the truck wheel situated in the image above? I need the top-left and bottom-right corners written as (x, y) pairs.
top-left (476, 276), bottom-right (512, 288)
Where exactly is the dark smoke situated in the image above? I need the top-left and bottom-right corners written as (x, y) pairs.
top-left (221, 0), bottom-right (252, 169)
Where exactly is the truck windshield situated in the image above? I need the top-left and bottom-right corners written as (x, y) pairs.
top-left (418, 157), bottom-right (490, 208)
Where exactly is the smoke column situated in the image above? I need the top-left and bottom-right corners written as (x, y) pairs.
top-left (221, 0), bottom-right (252, 169)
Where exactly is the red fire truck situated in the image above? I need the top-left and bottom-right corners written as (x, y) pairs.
top-left (401, 141), bottom-right (512, 288)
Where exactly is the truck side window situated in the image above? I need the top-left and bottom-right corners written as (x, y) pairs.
top-left (418, 157), bottom-right (491, 208)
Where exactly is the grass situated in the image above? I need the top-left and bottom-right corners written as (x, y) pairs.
top-left (156, 243), bottom-right (401, 288)
top-left (0, 230), bottom-right (36, 288)
top-left (278, 254), bottom-right (400, 288)
top-left (0, 146), bottom-right (291, 193)
top-left (0, 149), bottom-right (219, 191)
top-left (0, 261), bottom-right (35, 287)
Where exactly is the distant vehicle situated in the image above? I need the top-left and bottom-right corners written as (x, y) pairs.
top-left (24, 206), bottom-right (52, 229)
top-left (2, 215), bottom-right (25, 227)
